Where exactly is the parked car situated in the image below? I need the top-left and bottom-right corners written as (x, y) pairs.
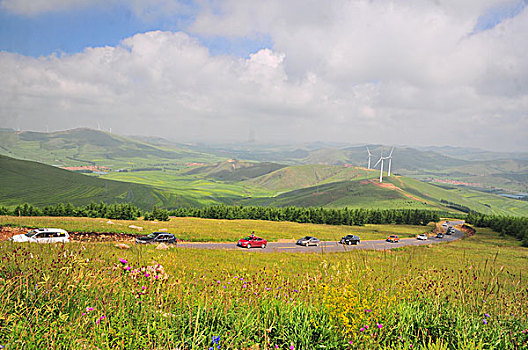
top-left (297, 236), bottom-right (321, 247)
top-left (436, 233), bottom-right (445, 239)
top-left (386, 235), bottom-right (399, 243)
top-left (340, 234), bottom-right (361, 245)
top-left (445, 227), bottom-right (455, 235)
top-left (416, 233), bottom-right (428, 240)
top-left (237, 236), bottom-right (267, 249)
top-left (9, 228), bottom-right (70, 243)
top-left (135, 232), bottom-right (177, 244)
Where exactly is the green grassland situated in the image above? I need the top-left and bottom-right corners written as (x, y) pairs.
top-left (102, 170), bottom-right (276, 207)
top-left (0, 216), bottom-right (434, 242)
top-left (0, 155), bottom-right (184, 209)
top-left (0, 128), bottom-right (221, 169)
top-left (1, 219), bottom-right (526, 349)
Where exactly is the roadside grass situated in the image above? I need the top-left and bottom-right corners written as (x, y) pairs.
top-left (0, 225), bottom-right (526, 349)
top-left (0, 216), bottom-right (434, 242)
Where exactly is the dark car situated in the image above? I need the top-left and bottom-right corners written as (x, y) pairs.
top-left (237, 236), bottom-right (267, 249)
top-left (436, 233), bottom-right (445, 239)
top-left (297, 236), bottom-right (320, 247)
top-left (135, 232), bottom-right (177, 244)
top-left (340, 234), bottom-right (360, 245)
top-left (446, 227), bottom-right (455, 235)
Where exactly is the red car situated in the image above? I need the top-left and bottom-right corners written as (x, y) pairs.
top-left (237, 236), bottom-right (267, 249)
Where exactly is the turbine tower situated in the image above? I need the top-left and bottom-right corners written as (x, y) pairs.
top-left (366, 146), bottom-right (372, 169)
top-left (374, 152), bottom-right (386, 183)
top-left (387, 147), bottom-right (394, 176)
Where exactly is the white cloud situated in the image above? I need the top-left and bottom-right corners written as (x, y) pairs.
top-left (1, 1), bottom-right (527, 151)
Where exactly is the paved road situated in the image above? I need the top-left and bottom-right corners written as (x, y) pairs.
top-left (177, 221), bottom-right (465, 253)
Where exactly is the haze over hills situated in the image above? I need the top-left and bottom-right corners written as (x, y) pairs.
top-left (0, 128), bottom-right (219, 169)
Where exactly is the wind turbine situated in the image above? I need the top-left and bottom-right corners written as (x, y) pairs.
top-left (366, 146), bottom-right (372, 169)
top-left (387, 147), bottom-right (394, 176)
top-left (374, 152), bottom-right (386, 183)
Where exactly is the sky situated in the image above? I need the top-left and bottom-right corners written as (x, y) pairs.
top-left (0, 0), bottom-right (527, 152)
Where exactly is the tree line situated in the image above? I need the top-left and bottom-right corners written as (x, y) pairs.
top-left (169, 206), bottom-right (439, 226)
top-left (466, 212), bottom-right (528, 247)
top-left (0, 203), bottom-right (440, 226)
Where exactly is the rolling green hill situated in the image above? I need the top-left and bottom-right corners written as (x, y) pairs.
top-left (185, 159), bottom-right (286, 181)
top-left (0, 155), bottom-right (186, 209)
top-left (0, 128), bottom-right (219, 169)
top-left (245, 164), bottom-right (376, 191)
top-left (242, 173), bottom-right (528, 216)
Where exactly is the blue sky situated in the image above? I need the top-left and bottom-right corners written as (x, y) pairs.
top-left (0, 1), bottom-right (272, 57)
top-left (0, 0), bottom-right (527, 151)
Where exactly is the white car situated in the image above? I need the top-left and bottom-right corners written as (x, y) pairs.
top-left (416, 233), bottom-right (428, 240)
top-left (9, 228), bottom-right (70, 243)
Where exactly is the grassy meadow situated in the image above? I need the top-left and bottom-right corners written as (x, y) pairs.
top-left (0, 218), bottom-right (527, 349)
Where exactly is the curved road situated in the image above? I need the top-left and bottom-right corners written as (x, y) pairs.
top-left (177, 221), bottom-right (465, 253)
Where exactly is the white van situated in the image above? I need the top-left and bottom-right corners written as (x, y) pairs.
top-left (9, 228), bottom-right (70, 243)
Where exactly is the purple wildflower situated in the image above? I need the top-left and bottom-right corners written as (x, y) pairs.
top-left (484, 313), bottom-right (490, 318)
top-left (119, 258), bottom-right (127, 264)
top-left (483, 319), bottom-right (488, 324)
top-left (360, 327), bottom-right (365, 332)
top-left (85, 307), bottom-right (94, 312)
top-left (377, 323), bottom-right (383, 329)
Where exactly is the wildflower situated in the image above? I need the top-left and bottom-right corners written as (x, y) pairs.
top-left (119, 258), bottom-right (127, 264)
top-left (377, 323), bottom-right (383, 329)
top-left (96, 315), bottom-right (105, 325)
top-left (483, 319), bottom-right (488, 324)
top-left (484, 313), bottom-right (490, 318)
top-left (349, 341), bottom-right (353, 345)
top-left (125, 266), bottom-right (132, 271)
top-left (209, 335), bottom-right (220, 350)
top-left (522, 329), bottom-right (527, 334)
top-left (85, 307), bottom-right (94, 312)
top-left (360, 327), bottom-right (365, 332)
top-left (142, 286), bottom-right (146, 290)
top-left (290, 343), bottom-right (295, 350)
top-left (145, 273), bottom-right (150, 278)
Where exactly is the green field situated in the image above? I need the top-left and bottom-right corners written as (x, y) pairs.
top-left (0, 155), bottom-right (183, 209)
top-left (0, 218), bottom-right (526, 349)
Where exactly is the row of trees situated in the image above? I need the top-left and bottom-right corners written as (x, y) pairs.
top-left (0, 203), bottom-right (142, 220)
top-left (0, 203), bottom-right (440, 226)
top-left (466, 212), bottom-right (528, 247)
top-left (169, 206), bottom-right (440, 226)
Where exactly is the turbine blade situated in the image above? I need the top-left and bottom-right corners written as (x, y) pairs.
top-left (389, 146), bottom-right (394, 157)
top-left (374, 158), bottom-right (382, 167)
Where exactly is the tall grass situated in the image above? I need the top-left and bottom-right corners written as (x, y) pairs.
top-left (0, 226), bottom-right (527, 349)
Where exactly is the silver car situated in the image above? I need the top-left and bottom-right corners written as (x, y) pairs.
top-left (296, 236), bottom-right (321, 247)
top-left (9, 228), bottom-right (70, 243)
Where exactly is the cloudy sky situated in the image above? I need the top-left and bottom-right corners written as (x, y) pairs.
top-left (0, 0), bottom-right (527, 151)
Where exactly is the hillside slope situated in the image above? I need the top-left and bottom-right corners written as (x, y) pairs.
top-left (0, 128), bottom-right (217, 168)
top-left (185, 159), bottom-right (286, 181)
top-left (0, 155), bottom-right (185, 209)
